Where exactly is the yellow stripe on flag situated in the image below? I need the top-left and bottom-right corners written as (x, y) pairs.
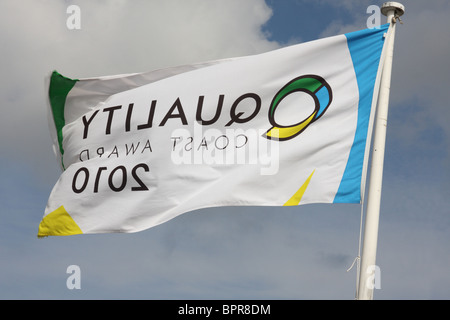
top-left (265, 111), bottom-right (317, 140)
top-left (38, 206), bottom-right (83, 237)
top-left (283, 170), bottom-right (315, 206)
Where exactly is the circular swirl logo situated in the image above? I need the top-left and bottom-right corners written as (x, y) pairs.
top-left (264, 75), bottom-right (333, 141)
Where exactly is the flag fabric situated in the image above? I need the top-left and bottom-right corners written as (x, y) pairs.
top-left (38, 24), bottom-right (389, 237)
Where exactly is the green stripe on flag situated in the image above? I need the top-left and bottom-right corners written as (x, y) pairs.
top-left (48, 71), bottom-right (78, 170)
top-left (269, 76), bottom-right (322, 118)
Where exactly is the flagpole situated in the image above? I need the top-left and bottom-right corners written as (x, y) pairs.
top-left (357, 2), bottom-right (404, 300)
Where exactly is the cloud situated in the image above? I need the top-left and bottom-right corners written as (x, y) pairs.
top-left (0, 0), bottom-right (278, 179)
top-left (1, 0), bottom-right (449, 300)
top-left (0, 0), bottom-right (289, 300)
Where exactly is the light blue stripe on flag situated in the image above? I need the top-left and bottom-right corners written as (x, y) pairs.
top-left (334, 24), bottom-right (388, 203)
top-left (316, 85), bottom-right (330, 118)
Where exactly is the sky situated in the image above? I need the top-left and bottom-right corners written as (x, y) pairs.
top-left (0, 0), bottom-right (449, 300)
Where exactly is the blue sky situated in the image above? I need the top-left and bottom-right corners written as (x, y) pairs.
top-left (0, 0), bottom-right (449, 300)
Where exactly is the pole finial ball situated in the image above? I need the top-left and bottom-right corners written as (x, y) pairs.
top-left (381, 2), bottom-right (405, 17)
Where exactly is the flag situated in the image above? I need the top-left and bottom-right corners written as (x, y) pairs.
top-left (38, 24), bottom-right (389, 237)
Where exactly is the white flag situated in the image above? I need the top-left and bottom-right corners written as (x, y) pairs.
top-left (39, 24), bottom-right (389, 236)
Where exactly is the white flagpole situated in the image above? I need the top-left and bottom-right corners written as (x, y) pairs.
top-left (357, 2), bottom-right (404, 300)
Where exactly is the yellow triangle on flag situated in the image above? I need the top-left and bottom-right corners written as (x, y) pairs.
top-left (283, 170), bottom-right (315, 206)
top-left (38, 206), bottom-right (82, 237)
